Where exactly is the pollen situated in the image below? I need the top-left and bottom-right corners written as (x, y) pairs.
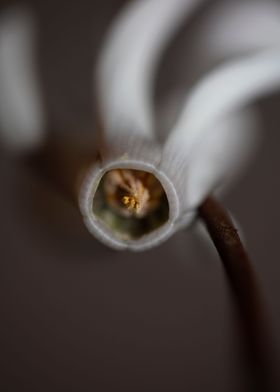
top-left (122, 195), bottom-right (140, 212)
top-left (103, 169), bottom-right (163, 218)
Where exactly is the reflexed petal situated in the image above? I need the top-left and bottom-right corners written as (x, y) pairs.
top-left (162, 0), bottom-right (280, 217)
top-left (163, 48), bottom-right (280, 213)
top-left (96, 0), bottom-right (205, 146)
top-left (194, 0), bottom-right (280, 61)
top-left (0, 7), bottom-right (45, 151)
top-left (166, 48), bottom-right (280, 160)
top-left (185, 108), bottom-right (261, 209)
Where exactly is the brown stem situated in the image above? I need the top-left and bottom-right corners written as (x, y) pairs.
top-left (23, 139), bottom-right (277, 390)
top-left (198, 196), bottom-right (276, 392)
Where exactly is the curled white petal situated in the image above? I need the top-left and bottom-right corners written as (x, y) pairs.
top-left (161, 48), bottom-right (280, 217)
top-left (185, 108), bottom-right (261, 209)
top-left (0, 7), bottom-right (45, 152)
top-left (162, 0), bottom-right (280, 217)
top-left (194, 0), bottom-right (280, 61)
top-left (96, 0), bottom-right (206, 142)
top-left (166, 48), bottom-right (280, 161)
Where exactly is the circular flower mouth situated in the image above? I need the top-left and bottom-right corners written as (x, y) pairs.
top-left (92, 169), bottom-right (169, 240)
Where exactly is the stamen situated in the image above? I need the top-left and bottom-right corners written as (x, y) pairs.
top-left (122, 195), bottom-right (140, 213)
top-left (104, 169), bottom-right (163, 218)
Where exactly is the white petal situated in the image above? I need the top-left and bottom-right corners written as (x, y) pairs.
top-left (161, 1), bottom-right (280, 216)
top-left (163, 110), bottom-right (260, 229)
top-left (96, 0), bottom-right (206, 143)
top-left (162, 48), bottom-right (280, 214)
top-left (194, 0), bottom-right (280, 61)
top-left (0, 6), bottom-right (45, 152)
top-left (185, 108), bottom-right (261, 209)
top-left (165, 48), bottom-right (280, 161)
top-left (161, 48), bottom-right (280, 217)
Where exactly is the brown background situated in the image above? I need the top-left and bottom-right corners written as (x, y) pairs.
top-left (0, 0), bottom-right (279, 391)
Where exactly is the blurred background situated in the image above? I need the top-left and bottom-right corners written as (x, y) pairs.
top-left (0, 0), bottom-right (280, 391)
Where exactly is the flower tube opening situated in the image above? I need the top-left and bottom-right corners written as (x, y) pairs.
top-left (79, 160), bottom-right (180, 251)
top-left (92, 169), bottom-right (169, 241)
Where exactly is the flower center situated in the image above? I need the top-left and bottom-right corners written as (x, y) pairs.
top-left (122, 195), bottom-right (140, 212)
top-left (92, 169), bottom-right (169, 240)
top-left (103, 169), bottom-right (161, 218)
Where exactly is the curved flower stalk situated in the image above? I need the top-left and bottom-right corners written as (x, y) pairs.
top-left (0, 6), bottom-right (44, 152)
top-left (80, 0), bottom-right (280, 251)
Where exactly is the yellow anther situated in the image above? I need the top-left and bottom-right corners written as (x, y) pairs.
top-left (122, 195), bottom-right (138, 211)
top-left (104, 169), bottom-right (162, 218)
top-left (122, 196), bottom-right (131, 205)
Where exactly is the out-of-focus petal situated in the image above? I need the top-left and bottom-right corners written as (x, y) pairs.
top-left (0, 7), bottom-right (45, 152)
top-left (161, 0), bottom-right (280, 218)
top-left (165, 48), bottom-right (280, 161)
top-left (185, 108), bottom-right (261, 209)
top-left (162, 48), bottom-right (280, 212)
top-left (195, 0), bottom-right (280, 61)
top-left (96, 0), bottom-right (206, 146)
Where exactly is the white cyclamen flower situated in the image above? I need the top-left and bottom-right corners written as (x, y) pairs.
top-left (79, 0), bottom-right (280, 251)
top-left (1, 1), bottom-right (280, 251)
